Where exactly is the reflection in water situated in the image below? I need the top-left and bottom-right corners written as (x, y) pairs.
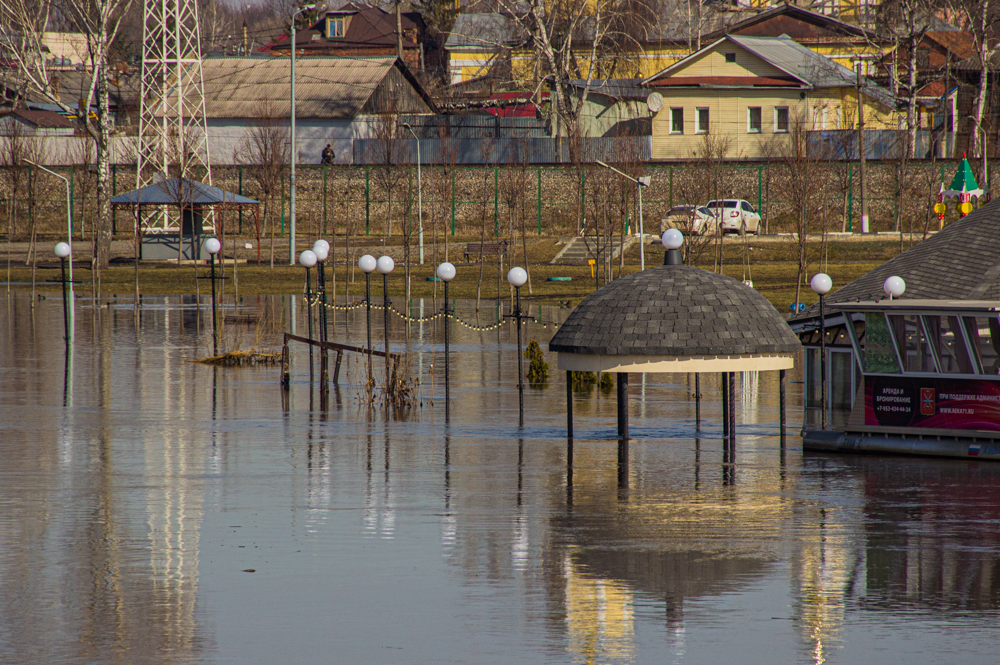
top-left (6, 295), bottom-right (1000, 663)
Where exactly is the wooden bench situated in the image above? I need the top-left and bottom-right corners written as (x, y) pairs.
top-left (464, 241), bottom-right (508, 262)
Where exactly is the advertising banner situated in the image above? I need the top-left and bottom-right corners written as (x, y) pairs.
top-left (865, 376), bottom-right (1000, 431)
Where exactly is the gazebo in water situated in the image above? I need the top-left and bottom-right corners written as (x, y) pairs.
top-left (111, 177), bottom-right (260, 261)
top-left (548, 234), bottom-right (802, 476)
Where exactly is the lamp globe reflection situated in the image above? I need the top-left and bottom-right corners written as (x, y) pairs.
top-left (312, 241), bottom-right (329, 262)
top-left (54, 242), bottom-right (71, 259)
top-left (810, 273), bottom-right (832, 295)
top-left (358, 254), bottom-right (376, 273)
top-left (437, 262), bottom-right (456, 282)
top-left (883, 276), bottom-right (906, 299)
top-left (299, 250), bottom-right (317, 268)
top-left (376, 256), bottom-right (395, 274)
top-left (661, 228), bottom-right (684, 249)
top-left (507, 267), bottom-right (528, 288)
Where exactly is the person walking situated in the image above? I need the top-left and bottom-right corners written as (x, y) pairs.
top-left (321, 143), bottom-right (334, 165)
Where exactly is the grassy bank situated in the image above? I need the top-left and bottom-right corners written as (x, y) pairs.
top-left (2, 235), bottom-right (913, 310)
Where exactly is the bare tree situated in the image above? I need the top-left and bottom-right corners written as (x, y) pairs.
top-left (0, 0), bottom-right (137, 271)
top-left (370, 108), bottom-right (407, 240)
top-left (0, 120), bottom-right (27, 292)
top-left (952, 0), bottom-right (1000, 162)
top-left (235, 100), bottom-right (289, 266)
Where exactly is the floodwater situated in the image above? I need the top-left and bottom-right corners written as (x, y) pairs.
top-left (2, 293), bottom-right (1000, 665)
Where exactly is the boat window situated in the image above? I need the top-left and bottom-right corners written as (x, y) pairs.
top-left (964, 315), bottom-right (1000, 375)
top-left (923, 315), bottom-right (975, 374)
top-left (864, 313), bottom-right (899, 373)
top-left (889, 315), bottom-right (936, 373)
top-left (805, 348), bottom-right (822, 407)
top-left (830, 350), bottom-right (854, 410)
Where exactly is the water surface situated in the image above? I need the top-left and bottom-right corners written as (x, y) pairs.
top-left (2, 294), bottom-right (998, 664)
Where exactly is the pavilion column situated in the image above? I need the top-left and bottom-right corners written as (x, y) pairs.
top-left (566, 370), bottom-right (574, 439)
top-left (721, 372), bottom-right (729, 438)
top-left (617, 372), bottom-right (629, 487)
top-left (728, 371), bottom-right (736, 446)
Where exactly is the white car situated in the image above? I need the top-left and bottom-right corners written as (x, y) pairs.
top-left (705, 199), bottom-right (761, 234)
top-left (662, 205), bottom-right (719, 236)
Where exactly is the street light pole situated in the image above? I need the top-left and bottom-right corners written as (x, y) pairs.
top-left (596, 159), bottom-right (650, 270)
top-left (289, 4), bottom-right (316, 265)
top-left (811, 273), bottom-right (832, 430)
top-left (25, 159), bottom-right (73, 340)
top-left (402, 123), bottom-right (423, 264)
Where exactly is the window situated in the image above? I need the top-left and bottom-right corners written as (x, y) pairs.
top-left (696, 107), bottom-right (709, 134)
top-left (775, 106), bottom-right (789, 133)
top-left (741, 201), bottom-right (754, 213)
top-left (670, 107), bottom-right (684, 134)
top-left (747, 106), bottom-right (761, 133)
top-left (724, 52), bottom-right (736, 63)
top-left (329, 17), bottom-right (345, 38)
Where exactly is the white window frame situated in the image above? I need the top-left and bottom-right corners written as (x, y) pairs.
top-left (747, 106), bottom-right (762, 134)
top-left (774, 106), bottom-right (789, 133)
top-left (328, 17), bottom-right (346, 38)
top-left (695, 107), bottom-right (709, 134)
top-left (670, 107), bottom-right (684, 134)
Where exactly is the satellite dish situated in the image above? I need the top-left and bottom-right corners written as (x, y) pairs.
top-left (646, 92), bottom-right (664, 113)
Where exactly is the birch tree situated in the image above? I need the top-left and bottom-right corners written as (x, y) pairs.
top-left (953, 0), bottom-right (1000, 159)
top-left (0, 0), bottom-right (136, 270)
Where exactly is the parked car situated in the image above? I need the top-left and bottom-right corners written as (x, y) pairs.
top-left (705, 199), bottom-right (761, 234)
top-left (661, 205), bottom-right (718, 236)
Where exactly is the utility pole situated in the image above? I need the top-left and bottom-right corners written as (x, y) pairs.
top-left (395, 0), bottom-right (404, 60)
top-left (856, 60), bottom-right (868, 233)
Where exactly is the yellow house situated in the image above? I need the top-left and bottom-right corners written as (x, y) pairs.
top-left (644, 35), bottom-right (901, 160)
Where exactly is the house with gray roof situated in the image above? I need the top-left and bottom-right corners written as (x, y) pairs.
top-left (642, 35), bottom-right (900, 160)
top-left (187, 56), bottom-right (435, 164)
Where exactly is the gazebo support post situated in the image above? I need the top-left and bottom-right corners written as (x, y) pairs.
top-left (617, 372), bottom-right (629, 483)
top-left (732, 373), bottom-right (737, 439)
top-left (694, 373), bottom-right (701, 428)
top-left (779, 369), bottom-right (786, 447)
top-left (721, 373), bottom-right (729, 438)
top-left (566, 371), bottom-right (574, 439)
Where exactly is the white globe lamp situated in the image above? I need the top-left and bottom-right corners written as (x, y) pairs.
top-left (810, 273), bottom-right (832, 296)
top-left (298, 250), bottom-right (317, 268)
top-left (507, 267), bottom-right (528, 288)
top-left (54, 242), bottom-right (71, 259)
top-left (358, 254), bottom-right (376, 273)
top-left (437, 262), bottom-right (456, 282)
top-left (376, 256), bottom-right (394, 275)
top-left (883, 276), bottom-right (906, 299)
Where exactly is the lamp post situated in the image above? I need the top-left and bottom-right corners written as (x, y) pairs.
top-left (313, 239), bottom-right (330, 387)
top-left (968, 114), bottom-right (989, 199)
top-left (300, 249), bottom-right (318, 376)
top-left (359, 254), bottom-right (377, 386)
top-left (505, 267), bottom-right (531, 425)
top-left (811, 273), bottom-right (832, 430)
top-left (25, 159), bottom-right (73, 340)
top-left (403, 123), bottom-right (423, 264)
top-left (377, 255), bottom-right (394, 378)
top-left (313, 239), bottom-right (330, 344)
top-left (205, 237), bottom-right (221, 356)
top-left (596, 159), bottom-right (650, 270)
top-left (884, 275), bottom-right (905, 301)
top-left (54, 242), bottom-right (71, 345)
top-left (437, 262), bottom-right (456, 417)
top-left (288, 3), bottom-right (317, 265)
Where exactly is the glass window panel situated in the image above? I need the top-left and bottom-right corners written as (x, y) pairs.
top-left (965, 316), bottom-right (1000, 374)
top-left (923, 315), bottom-right (974, 374)
top-left (806, 348), bottom-right (821, 407)
top-left (748, 107), bottom-right (761, 133)
top-left (863, 313), bottom-right (898, 373)
top-left (671, 108), bottom-right (683, 133)
top-left (830, 350), bottom-right (853, 410)
top-left (889, 315), bottom-right (936, 373)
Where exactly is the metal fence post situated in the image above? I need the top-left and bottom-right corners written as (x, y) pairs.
top-left (112, 166), bottom-right (117, 235)
top-left (537, 166), bottom-right (542, 235)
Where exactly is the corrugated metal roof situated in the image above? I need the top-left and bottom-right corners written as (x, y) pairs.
top-left (196, 56), bottom-right (397, 119)
top-left (569, 79), bottom-right (647, 99)
top-left (110, 178), bottom-right (259, 206)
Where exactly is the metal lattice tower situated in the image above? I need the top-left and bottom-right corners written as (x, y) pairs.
top-left (136, 0), bottom-right (213, 231)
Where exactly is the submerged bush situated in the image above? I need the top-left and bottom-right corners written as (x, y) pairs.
top-left (526, 340), bottom-right (549, 386)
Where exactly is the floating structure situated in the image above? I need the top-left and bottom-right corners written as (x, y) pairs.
top-left (549, 232), bottom-right (801, 479)
top-left (792, 200), bottom-right (1000, 459)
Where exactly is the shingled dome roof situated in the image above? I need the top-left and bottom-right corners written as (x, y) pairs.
top-left (549, 264), bottom-right (800, 373)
